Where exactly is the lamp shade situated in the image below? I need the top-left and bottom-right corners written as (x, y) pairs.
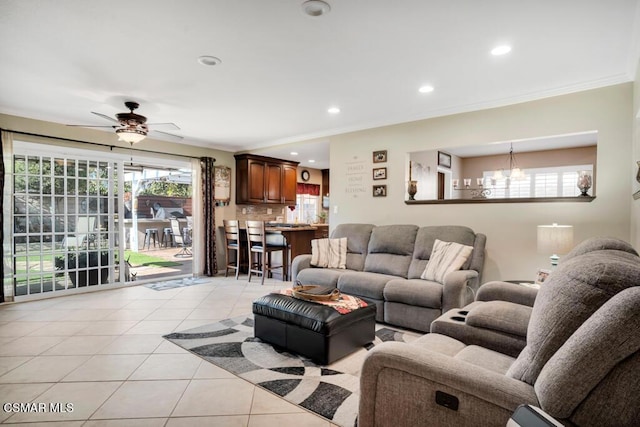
top-left (537, 224), bottom-right (574, 255)
top-left (116, 129), bottom-right (146, 144)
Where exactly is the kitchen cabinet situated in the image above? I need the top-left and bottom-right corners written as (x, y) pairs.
top-left (235, 154), bottom-right (299, 205)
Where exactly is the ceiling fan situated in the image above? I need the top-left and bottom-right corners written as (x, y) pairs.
top-left (68, 101), bottom-right (183, 144)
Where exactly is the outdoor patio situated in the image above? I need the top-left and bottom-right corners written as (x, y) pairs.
top-left (128, 246), bottom-right (193, 282)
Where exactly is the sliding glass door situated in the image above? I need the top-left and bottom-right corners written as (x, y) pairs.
top-left (12, 149), bottom-right (120, 297)
top-left (8, 141), bottom-right (195, 300)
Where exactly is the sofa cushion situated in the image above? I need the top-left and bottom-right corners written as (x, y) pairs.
top-left (408, 226), bottom-right (479, 279)
top-left (562, 236), bottom-right (639, 262)
top-left (383, 278), bottom-right (442, 309)
top-left (337, 271), bottom-right (399, 300)
top-left (310, 237), bottom-right (347, 269)
top-left (330, 223), bottom-right (375, 271)
top-left (421, 239), bottom-right (474, 283)
top-left (534, 286), bottom-right (640, 422)
top-left (454, 345), bottom-right (516, 375)
top-left (411, 333), bottom-right (467, 356)
top-left (364, 225), bottom-right (418, 278)
top-left (466, 300), bottom-right (532, 337)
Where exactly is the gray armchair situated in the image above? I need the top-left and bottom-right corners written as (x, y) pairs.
top-left (359, 238), bottom-right (640, 427)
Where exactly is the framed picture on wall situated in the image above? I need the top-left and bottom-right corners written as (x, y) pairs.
top-left (373, 184), bottom-right (387, 197)
top-left (373, 150), bottom-right (387, 163)
top-left (372, 167), bottom-right (387, 180)
top-left (438, 151), bottom-right (452, 168)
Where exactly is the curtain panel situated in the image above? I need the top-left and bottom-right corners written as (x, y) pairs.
top-left (296, 183), bottom-right (320, 196)
top-left (0, 132), bottom-right (6, 302)
top-left (200, 157), bottom-right (217, 276)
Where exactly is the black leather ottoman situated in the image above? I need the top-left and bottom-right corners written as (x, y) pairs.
top-left (252, 293), bottom-right (376, 365)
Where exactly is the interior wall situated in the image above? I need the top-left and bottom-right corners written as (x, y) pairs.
top-left (326, 83), bottom-right (633, 282)
top-left (459, 145), bottom-right (598, 194)
top-left (0, 113), bottom-right (237, 275)
top-left (633, 60), bottom-right (640, 251)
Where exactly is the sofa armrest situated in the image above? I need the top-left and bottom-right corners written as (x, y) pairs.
top-left (477, 281), bottom-right (538, 307)
top-left (359, 341), bottom-right (539, 427)
top-left (291, 254), bottom-right (312, 282)
top-left (442, 270), bottom-right (479, 312)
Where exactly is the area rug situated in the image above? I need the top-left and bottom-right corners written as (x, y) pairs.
top-left (163, 314), bottom-right (420, 427)
top-left (144, 277), bottom-right (209, 291)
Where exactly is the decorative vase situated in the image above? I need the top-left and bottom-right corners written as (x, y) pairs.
top-left (407, 180), bottom-right (417, 200)
top-left (577, 171), bottom-right (592, 196)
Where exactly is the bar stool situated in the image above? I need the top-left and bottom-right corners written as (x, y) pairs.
top-left (246, 220), bottom-right (287, 286)
top-left (223, 219), bottom-right (241, 279)
top-left (143, 228), bottom-right (158, 250)
top-left (162, 227), bottom-right (174, 247)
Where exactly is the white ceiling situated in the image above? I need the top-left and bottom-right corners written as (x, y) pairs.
top-left (1, 0), bottom-right (638, 171)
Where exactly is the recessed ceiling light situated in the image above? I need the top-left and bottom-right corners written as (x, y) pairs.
top-left (290, 152), bottom-right (299, 156)
top-left (309, 159), bottom-right (316, 163)
top-left (491, 45), bottom-right (511, 56)
top-left (418, 85), bottom-right (434, 94)
top-left (197, 55), bottom-right (222, 66)
top-left (301, 0), bottom-right (331, 17)
top-left (328, 107), bottom-right (340, 114)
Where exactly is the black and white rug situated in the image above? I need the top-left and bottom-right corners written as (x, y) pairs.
top-left (144, 277), bottom-right (209, 291)
top-left (163, 314), bottom-right (419, 427)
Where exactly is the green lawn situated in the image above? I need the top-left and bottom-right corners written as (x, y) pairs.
top-left (124, 251), bottom-right (181, 267)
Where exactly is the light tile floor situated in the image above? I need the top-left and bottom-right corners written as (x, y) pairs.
top-left (0, 276), bottom-right (336, 426)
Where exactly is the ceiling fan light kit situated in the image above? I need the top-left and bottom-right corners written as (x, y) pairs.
top-left (116, 128), bottom-right (147, 144)
top-left (68, 100), bottom-right (182, 144)
top-left (114, 102), bottom-right (148, 143)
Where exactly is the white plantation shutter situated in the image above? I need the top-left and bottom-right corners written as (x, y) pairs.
top-left (534, 173), bottom-right (558, 197)
top-left (483, 165), bottom-right (592, 199)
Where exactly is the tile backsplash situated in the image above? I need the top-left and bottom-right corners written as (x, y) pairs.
top-left (236, 204), bottom-right (288, 223)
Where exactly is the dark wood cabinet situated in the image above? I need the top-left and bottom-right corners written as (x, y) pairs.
top-left (235, 154), bottom-right (299, 205)
top-left (321, 168), bottom-right (330, 197)
top-left (282, 164), bottom-right (298, 205)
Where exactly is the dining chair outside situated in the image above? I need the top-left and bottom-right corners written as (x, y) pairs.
top-left (171, 218), bottom-right (192, 257)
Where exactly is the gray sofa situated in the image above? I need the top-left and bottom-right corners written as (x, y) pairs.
top-left (291, 223), bottom-right (486, 332)
top-left (359, 237), bottom-right (640, 427)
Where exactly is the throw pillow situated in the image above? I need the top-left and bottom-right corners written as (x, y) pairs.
top-left (311, 238), bottom-right (347, 269)
top-left (421, 239), bottom-right (474, 283)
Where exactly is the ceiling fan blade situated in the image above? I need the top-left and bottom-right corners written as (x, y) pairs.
top-left (66, 124), bottom-right (117, 128)
top-left (150, 129), bottom-right (183, 140)
top-left (147, 122), bottom-right (180, 130)
top-left (91, 111), bottom-right (119, 123)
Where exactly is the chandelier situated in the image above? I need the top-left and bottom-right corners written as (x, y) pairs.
top-left (492, 143), bottom-right (524, 181)
top-left (453, 143), bottom-right (526, 198)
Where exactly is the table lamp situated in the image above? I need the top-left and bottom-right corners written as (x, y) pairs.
top-left (537, 224), bottom-right (574, 267)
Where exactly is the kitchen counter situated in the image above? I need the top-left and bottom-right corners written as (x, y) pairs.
top-left (266, 225), bottom-right (318, 232)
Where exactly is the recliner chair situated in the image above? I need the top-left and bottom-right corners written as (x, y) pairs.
top-left (430, 236), bottom-right (640, 358)
top-left (359, 238), bottom-right (640, 427)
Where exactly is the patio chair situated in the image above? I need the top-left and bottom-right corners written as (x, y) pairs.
top-left (63, 217), bottom-right (97, 248)
top-left (171, 218), bottom-right (192, 257)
